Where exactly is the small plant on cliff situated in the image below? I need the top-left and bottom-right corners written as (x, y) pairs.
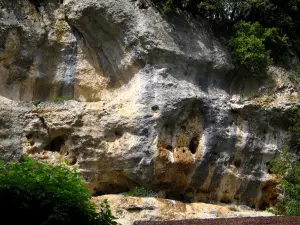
top-left (96, 199), bottom-right (119, 225)
top-left (0, 157), bottom-right (119, 225)
top-left (124, 187), bottom-right (158, 197)
top-left (32, 99), bottom-right (41, 107)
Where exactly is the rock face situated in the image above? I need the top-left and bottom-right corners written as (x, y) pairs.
top-left (0, 0), bottom-right (299, 210)
top-left (92, 195), bottom-right (273, 225)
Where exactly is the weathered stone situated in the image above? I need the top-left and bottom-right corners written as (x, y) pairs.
top-left (92, 195), bottom-right (274, 225)
top-left (0, 0), bottom-right (299, 211)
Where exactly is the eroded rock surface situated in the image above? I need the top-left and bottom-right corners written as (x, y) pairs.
top-left (92, 195), bottom-right (274, 225)
top-left (0, 0), bottom-right (299, 210)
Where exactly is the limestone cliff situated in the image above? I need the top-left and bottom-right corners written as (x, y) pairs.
top-left (0, 0), bottom-right (299, 210)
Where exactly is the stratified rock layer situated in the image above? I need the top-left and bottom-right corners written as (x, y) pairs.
top-left (92, 195), bottom-right (273, 225)
top-left (0, 0), bottom-right (299, 209)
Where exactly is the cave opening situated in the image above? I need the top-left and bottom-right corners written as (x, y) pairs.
top-left (189, 137), bottom-right (199, 154)
top-left (114, 128), bottom-right (124, 138)
top-left (45, 136), bottom-right (66, 152)
top-left (151, 105), bottom-right (159, 111)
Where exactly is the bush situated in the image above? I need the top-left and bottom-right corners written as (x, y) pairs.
top-left (268, 148), bottom-right (300, 215)
top-left (229, 21), bottom-right (289, 75)
top-left (267, 107), bottom-right (300, 215)
top-left (124, 187), bottom-right (158, 197)
top-left (32, 99), bottom-right (41, 107)
top-left (281, 164), bottom-right (300, 216)
top-left (0, 157), bottom-right (118, 225)
top-left (229, 21), bottom-right (271, 75)
top-left (96, 199), bottom-right (119, 225)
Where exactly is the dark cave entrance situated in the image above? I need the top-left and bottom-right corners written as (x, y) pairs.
top-left (45, 136), bottom-right (66, 152)
top-left (189, 137), bottom-right (199, 154)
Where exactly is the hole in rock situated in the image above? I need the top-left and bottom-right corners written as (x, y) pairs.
top-left (94, 184), bottom-right (130, 196)
top-left (234, 157), bottom-right (242, 168)
top-left (138, 0), bottom-right (149, 9)
top-left (26, 134), bottom-right (33, 140)
top-left (114, 129), bottom-right (123, 137)
top-left (45, 136), bottom-right (66, 152)
top-left (140, 128), bottom-right (148, 136)
top-left (189, 137), bottom-right (199, 154)
top-left (220, 197), bottom-right (232, 204)
top-left (166, 145), bottom-right (173, 151)
top-left (231, 109), bottom-right (238, 114)
top-left (258, 202), bottom-right (268, 210)
top-left (151, 105), bottom-right (159, 111)
top-left (127, 208), bottom-right (144, 213)
top-left (69, 157), bottom-right (77, 165)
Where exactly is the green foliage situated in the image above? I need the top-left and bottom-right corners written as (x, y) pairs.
top-left (229, 21), bottom-right (289, 75)
top-left (32, 99), bottom-right (41, 107)
top-left (262, 27), bottom-right (290, 64)
top-left (290, 106), bottom-right (300, 148)
top-left (290, 107), bottom-right (300, 135)
top-left (124, 187), bottom-right (158, 197)
top-left (268, 148), bottom-right (300, 215)
top-left (282, 164), bottom-right (300, 215)
top-left (160, 0), bottom-right (176, 12)
top-left (267, 108), bottom-right (300, 215)
top-left (268, 147), bottom-right (294, 177)
top-left (0, 157), bottom-right (118, 225)
top-left (229, 21), bottom-right (271, 75)
top-left (95, 199), bottom-right (119, 225)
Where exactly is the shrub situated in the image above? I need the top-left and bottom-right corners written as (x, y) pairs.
top-left (268, 148), bottom-right (300, 215)
top-left (229, 21), bottom-right (289, 75)
top-left (267, 107), bottom-right (300, 215)
top-left (268, 147), bottom-right (294, 177)
top-left (124, 187), bottom-right (158, 197)
top-left (229, 21), bottom-right (271, 75)
top-left (32, 99), bottom-right (41, 107)
top-left (281, 164), bottom-right (300, 216)
top-left (0, 157), bottom-right (118, 225)
top-left (96, 199), bottom-right (119, 225)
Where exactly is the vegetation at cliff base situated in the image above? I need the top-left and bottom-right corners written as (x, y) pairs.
top-left (268, 108), bottom-right (300, 215)
top-left (153, 0), bottom-right (299, 75)
top-left (0, 157), bottom-right (119, 225)
top-left (269, 148), bottom-right (300, 216)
